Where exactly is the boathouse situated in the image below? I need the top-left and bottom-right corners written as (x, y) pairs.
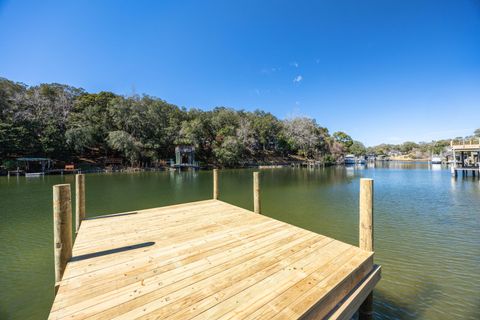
top-left (13, 157), bottom-right (52, 176)
top-left (173, 145), bottom-right (198, 169)
top-left (450, 139), bottom-right (480, 177)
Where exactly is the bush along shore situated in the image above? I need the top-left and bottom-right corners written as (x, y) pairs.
top-left (0, 77), bottom-right (365, 173)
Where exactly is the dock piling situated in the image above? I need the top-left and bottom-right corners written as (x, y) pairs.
top-left (53, 184), bottom-right (73, 294)
top-left (75, 174), bottom-right (86, 233)
top-left (213, 169), bottom-right (219, 200)
top-left (359, 178), bottom-right (374, 320)
top-left (253, 172), bottom-right (261, 214)
top-left (359, 178), bottom-right (374, 251)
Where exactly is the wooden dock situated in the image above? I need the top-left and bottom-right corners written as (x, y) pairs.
top-left (49, 172), bottom-right (381, 319)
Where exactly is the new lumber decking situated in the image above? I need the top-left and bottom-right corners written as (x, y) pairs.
top-left (49, 199), bottom-right (379, 320)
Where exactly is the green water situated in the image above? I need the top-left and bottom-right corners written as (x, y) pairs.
top-left (1, 163), bottom-right (479, 319)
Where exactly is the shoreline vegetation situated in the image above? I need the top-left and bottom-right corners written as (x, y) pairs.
top-left (1, 77), bottom-right (479, 174)
top-left (0, 77), bottom-right (360, 173)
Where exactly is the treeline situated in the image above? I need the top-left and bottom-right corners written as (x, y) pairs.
top-left (367, 129), bottom-right (480, 159)
top-left (0, 77), bottom-right (362, 168)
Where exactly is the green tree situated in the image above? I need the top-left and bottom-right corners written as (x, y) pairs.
top-left (249, 110), bottom-right (280, 151)
top-left (177, 109), bottom-right (214, 162)
top-left (67, 92), bottom-right (117, 154)
top-left (349, 141), bottom-right (366, 156)
top-left (0, 76), bottom-right (362, 167)
top-left (106, 131), bottom-right (142, 165)
top-left (333, 131), bottom-right (353, 150)
top-left (400, 141), bottom-right (418, 153)
top-left (65, 127), bottom-right (95, 153)
top-left (213, 136), bottom-right (244, 166)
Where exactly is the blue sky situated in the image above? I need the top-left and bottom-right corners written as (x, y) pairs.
top-left (0, 0), bottom-right (479, 146)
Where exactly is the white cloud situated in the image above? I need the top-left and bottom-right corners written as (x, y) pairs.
top-left (293, 75), bottom-right (303, 83)
top-left (290, 61), bottom-right (299, 68)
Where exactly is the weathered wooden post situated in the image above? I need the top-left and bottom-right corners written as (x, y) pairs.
top-left (75, 174), bottom-right (86, 233)
top-left (213, 169), bottom-right (219, 200)
top-left (53, 184), bottom-right (73, 294)
top-left (253, 172), bottom-right (261, 214)
top-left (359, 178), bottom-right (374, 320)
top-left (452, 147), bottom-right (458, 177)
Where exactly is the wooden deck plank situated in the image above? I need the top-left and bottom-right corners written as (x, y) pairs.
top-left (52, 231), bottom-right (312, 320)
top-left (191, 241), bottom-right (353, 320)
top-left (92, 234), bottom-right (323, 320)
top-left (72, 201), bottom-right (263, 252)
top-left (56, 220), bottom-right (283, 295)
top-left (241, 249), bottom-right (371, 320)
top-left (268, 253), bottom-right (373, 320)
top-left (74, 202), bottom-right (269, 251)
top-left (81, 200), bottom-right (217, 227)
top-left (72, 207), bottom-right (253, 255)
top-left (51, 221), bottom-right (287, 312)
top-left (271, 255), bottom-right (373, 319)
top-left (73, 202), bottom-right (238, 247)
top-left (49, 199), bottom-right (379, 320)
top-left (74, 200), bottom-right (219, 240)
top-left (51, 226), bottom-right (303, 317)
top-left (163, 236), bottom-right (331, 320)
top-left (63, 211), bottom-right (275, 279)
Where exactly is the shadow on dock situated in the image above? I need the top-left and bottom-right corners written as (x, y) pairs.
top-left (70, 242), bottom-right (155, 262)
top-left (84, 211), bottom-right (138, 220)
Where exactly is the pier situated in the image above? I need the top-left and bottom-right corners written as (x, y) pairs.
top-left (450, 139), bottom-right (480, 177)
top-left (48, 172), bottom-right (381, 319)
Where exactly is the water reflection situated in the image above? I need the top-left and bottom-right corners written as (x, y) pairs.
top-left (374, 161), bottom-right (430, 170)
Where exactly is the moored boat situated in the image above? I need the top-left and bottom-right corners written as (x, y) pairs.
top-left (431, 156), bottom-right (442, 164)
top-left (25, 172), bottom-right (45, 177)
top-left (356, 156), bottom-right (367, 164)
top-left (344, 154), bottom-right (356, 165)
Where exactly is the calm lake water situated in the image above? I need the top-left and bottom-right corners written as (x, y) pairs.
top-left (0, 163), bottom-right (479, 319)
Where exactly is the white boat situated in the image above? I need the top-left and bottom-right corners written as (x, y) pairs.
top-left (431, 156), bottom-right (442, 164)
top-left (25, 172), bottom-right (45, 177)
top-left (344, 155), bottom-right (356, 165)
top-left (356, 157), bottom-right (367, 165)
